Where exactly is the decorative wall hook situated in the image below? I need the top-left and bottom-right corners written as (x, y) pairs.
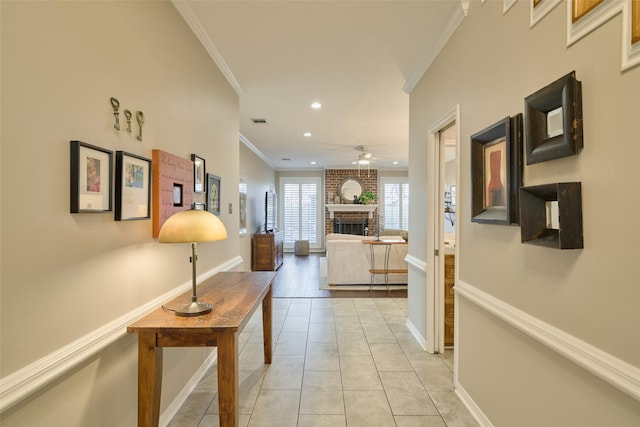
top-left (124, 109), bottom-right (132, 133)
top-left (136, 111), bottom-right (145, 141)
top-left (110, 97), bottom-right (120, 131)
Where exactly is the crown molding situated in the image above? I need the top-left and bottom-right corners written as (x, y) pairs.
top-left (403, 6), bottom-right (466, 94)
top-left (171, 0), bottom-right (244, 95)
top-left (239, 133), bottom-right (276, 169)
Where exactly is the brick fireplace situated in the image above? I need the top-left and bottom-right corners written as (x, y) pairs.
top-left (325, 168), bottom-right (378, 235)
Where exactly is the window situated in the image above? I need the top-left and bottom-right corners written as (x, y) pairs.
top-left (280, 177), bottom-right (322, 250)
top-left (380, 177), bottom-right (409, 231)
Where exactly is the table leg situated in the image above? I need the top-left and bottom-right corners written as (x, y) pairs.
top-left (217, 331), bottom-right (239, 427)
top-left (137, 333), bottom-right (163, 427)
top-left (262, 285), bottom-right (273, 364)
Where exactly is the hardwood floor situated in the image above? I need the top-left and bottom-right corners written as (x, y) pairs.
top-left (271, 253), bottom-right (408, 298)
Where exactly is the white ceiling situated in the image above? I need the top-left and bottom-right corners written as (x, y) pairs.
top-left (175, 1), bottom-right (464, 170)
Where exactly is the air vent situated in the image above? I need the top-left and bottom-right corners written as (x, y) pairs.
top-left (251, 118), bottom-right (267, 124)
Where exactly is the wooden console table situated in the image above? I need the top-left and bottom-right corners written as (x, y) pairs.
top-left (362, 239), bottom-right (408, 292)
top-left (127, 271), bottom-right (276, 427)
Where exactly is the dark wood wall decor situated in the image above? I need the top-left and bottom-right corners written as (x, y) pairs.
top-left (520, 182), bottom-right (583, 249)
top-left (471, 114), bottom-right (523, 225)
top-left (524, 71), bottom-right (583, 165)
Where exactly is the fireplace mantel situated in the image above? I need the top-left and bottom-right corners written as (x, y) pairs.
top-left (326, 204), bottom-right (378, 219)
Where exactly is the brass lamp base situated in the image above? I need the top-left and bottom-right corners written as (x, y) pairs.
top-left (174, 301), bottom-right (212, 317)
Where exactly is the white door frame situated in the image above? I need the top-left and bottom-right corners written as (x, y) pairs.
top-left (426, 105), bottom-right (460, 354)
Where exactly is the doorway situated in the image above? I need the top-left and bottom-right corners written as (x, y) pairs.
top-left (426, 106), bottom-right (460, 355)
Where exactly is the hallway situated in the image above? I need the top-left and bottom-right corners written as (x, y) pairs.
top-left (167, 254), bottom-right (477, 426)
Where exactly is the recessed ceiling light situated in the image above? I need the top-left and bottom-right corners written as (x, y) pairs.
top-left (393, 161), bottom-right (399, 165)
top-left (310, 102), bottom-right (322, 109)
top-left (304, 132), bottom-right (312, 137)
top-left (310, 161), bottom-right (316, 165)
top-left (351, 161), bottom-right (357, 165)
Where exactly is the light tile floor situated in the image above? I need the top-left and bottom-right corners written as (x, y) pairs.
top-left (168, 298), bottom-right (479, 427)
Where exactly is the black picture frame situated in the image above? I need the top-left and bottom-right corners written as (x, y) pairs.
top-left (207, 173), bottom-right (221, 215)
top-left (520, 182), bottom-right (583, 249)
top-left (471, 114), bottom-right (523, 225)
top-left (70, 140), bottom-right (113, 213)
top-left (524, 71), bottom-right (583, 165)
top-left (114, 151), bottom-right (152, 221)
top-left (173, 183), bottom-right (183, 207)
top-left (191, 154), bottom-right (206, 193)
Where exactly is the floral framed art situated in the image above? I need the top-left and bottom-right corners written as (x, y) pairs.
top-left (114, 151), bottom-right (152, 221)
top-left (70, 140), bottom-right (113, 213)
top-left (191, 154), bottom-right (206, 193)
top-left (207, 173), bottom-right (221, 215)
top-left (470, 114), bottom-right (523, 225)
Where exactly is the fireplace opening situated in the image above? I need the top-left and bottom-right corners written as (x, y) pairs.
top-left (334, 218), bottom-right (368, 235)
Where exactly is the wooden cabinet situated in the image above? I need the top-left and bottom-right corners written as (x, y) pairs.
top-left (444, 254), bottom-right (455, 347)
top-left (252, 231), bottom-right (284, 271)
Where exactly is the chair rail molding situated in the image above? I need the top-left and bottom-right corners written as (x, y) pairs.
top-left (0, 256), bottom-right (243, 413)
top-left (405, 253), bottom-right (427, 272)
top-left (456, 280), bottom-right (640, 402)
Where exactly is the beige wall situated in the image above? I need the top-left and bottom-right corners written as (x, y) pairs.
top-left (1, 1), bottom-right (239, 425)
top-left (409, 1), bottom-right (639, 425)
top-left (239, 143), bottom-right (276, 270)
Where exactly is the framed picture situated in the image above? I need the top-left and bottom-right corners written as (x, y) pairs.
top-left (572, 0), bottom-right (604, 23)
top-left (191, 154), bottom-right (206, 193)
top-left (239, 178), bottom-right (248, 236)
top-left (70, 140), bottom-right (113, 213)
top-left (207, 173), bottom-right (221, 215)
top-left (471, 115), bottom-right (523, 225)
top-left (524, 71), bottom-right (583, 165)
top-left (114, 151), bottom-right (152, 221)
top-left (173, 183), bottom-right (183, 207)
top-left (633, 0), bottom-right (640, 44)
top-left (193, 202), bottom-right (206, 210)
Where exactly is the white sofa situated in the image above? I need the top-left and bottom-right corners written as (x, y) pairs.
top-left (325, 233), bottom-right (408, 285)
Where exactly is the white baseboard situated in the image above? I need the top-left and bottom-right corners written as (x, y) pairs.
top-left (160, 350), bottom-right (218, 427)
top-left (0, 256), bottom-right (243, 413)
top-left (454, 382), bottom-right (494, 427)
top-left (405, 318), bottom-right (428, 351)
top-left (456, 280), bottom-right (640, 403)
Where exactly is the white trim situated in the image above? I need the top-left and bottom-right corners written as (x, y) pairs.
top-left (239, 133), bottom-right (276, 169)
top-left (403, 8), bottom-right (466, 94)
top-left (0, 256), bottom-right (243, 413)
top-left (405, 318), bottom-right (428, 352)
top-left (455, 280), bottom-right (640, 402)
top-left (455, 382), bottom-right (495, 427)
top-left (566, 0), bottom-right (623, 47)
top-left (171, 0), bottom-right (243, 95)
top-left (621, 0), bottom-right (640, 71)
top-left (530, 0), bottom-right (562, 28)
top-left (405, 253), bottom-right (427, 272)
top-left (160, 351), bottom-right (218, 427)
top-left (504, 0), bottom-right (518, 15)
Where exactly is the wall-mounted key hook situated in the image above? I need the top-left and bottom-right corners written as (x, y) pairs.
top-left (136, 110), bottom-right (145, 141)
top-left (110, 97), bottom-right (120, 131)
top-left (124, 109), bottom-right (132, 133)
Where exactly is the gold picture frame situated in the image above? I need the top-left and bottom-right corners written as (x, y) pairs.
top-left (572, 0), bottom-right (604, 22)
top-left (633, 0), bottom-right (640, 44)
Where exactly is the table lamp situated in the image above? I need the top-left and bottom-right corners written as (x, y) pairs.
top-left (158, 208), bottom-right (227, 316)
